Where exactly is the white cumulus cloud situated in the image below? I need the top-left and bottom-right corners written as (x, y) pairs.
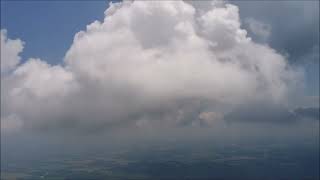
top-left (1, 29), bottom-right (24, 74)
top-left (1, 1), bottom-right (302, 133)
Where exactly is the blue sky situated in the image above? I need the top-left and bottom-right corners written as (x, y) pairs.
top-left (1, 0), bottom-right (111, 64)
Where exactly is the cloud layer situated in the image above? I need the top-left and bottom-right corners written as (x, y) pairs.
top-left (1, 1), bottom-right (308, 133)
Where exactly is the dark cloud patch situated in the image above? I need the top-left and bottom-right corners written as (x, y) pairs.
top-left (294, 107), bottom-right (320, 120)
top-left (232, 0), bottom-right (319, 96)
top-left (234, 1), bottom-right (319, 63)
top-left (224, 103), bottom-right (297, 124)
top-left (225, 103), bottom-right (319, 124)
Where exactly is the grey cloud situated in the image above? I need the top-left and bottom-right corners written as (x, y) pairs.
top-left (224, 103), bottom-right (298, 124)
top-left (225, 103), bottom-right (319, 124)
top-left (294, 107), bottom-right (320, 120)
top-left (190, 0), bottom-right (319, 62)
top-left (244, 17), bottom-right (271, 42)
top-left (234, 0), bottom-right (319, 63)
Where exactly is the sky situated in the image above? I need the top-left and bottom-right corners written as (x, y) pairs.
top-left (0, 0), bottom-right (319, 135)
top-left (1, 0), bottom-right (111, 64)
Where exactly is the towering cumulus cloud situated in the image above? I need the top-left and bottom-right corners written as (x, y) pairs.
top-left (1, 1), bottom-right (303, 133)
